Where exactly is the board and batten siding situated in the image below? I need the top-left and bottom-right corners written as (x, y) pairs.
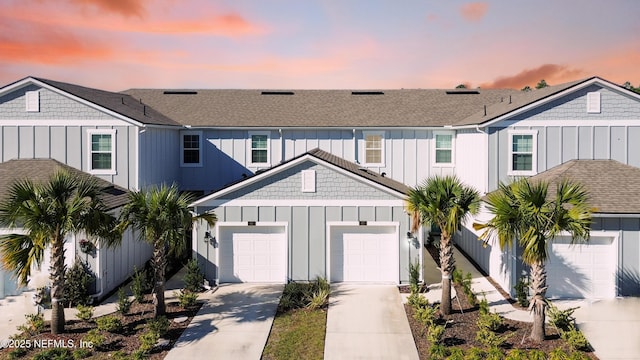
top-left (181, 128), bottom-right (458, 193)
top-left (194, 205), bottom-right (414, 283)
top-left (488, 85), bottom-right (640, 191)
top-left (0, 85), bottom-right (140, 190)
top-left (138, 127), bottom-right (180, 189)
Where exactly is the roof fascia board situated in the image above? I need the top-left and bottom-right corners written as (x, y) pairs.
top-left (3, 77), bottom-right (147, 128)
top-left (475, 77), bottom-right (635, 128)
top-left (180, 126), bottom-right (450, 131)
top-left (593, 213), bottom-right (640, 218)
top-left (190, 153), bottom-right (405, 207)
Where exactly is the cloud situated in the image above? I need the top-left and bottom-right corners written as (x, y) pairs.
top-left (68, 0), bottom-right (147, 17)
top-left (479, 64), bottom-right (585, 89)
top-left (460, 2), bottom-right (488, 22)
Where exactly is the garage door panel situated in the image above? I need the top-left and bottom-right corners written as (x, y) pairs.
top-left (546, 235), bottom-right (616, 299)
top-left (330, 226), bottom-right (398, 283)
top-left (219, 227), bottom-right (286, 283)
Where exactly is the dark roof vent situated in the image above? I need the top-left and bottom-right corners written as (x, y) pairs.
top-left (351, 91), bottom-right (384, 95)
top-left (163, 91), bottom-right (198, 95)
top-left (445, 90), bottom-right (480, 95)
top-left (261, 91), bottom-right (294, 95)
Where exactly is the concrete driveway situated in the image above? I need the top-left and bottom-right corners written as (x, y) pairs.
top-left (572, 297), bottom-right (640, 360)
top-left (165, 283), bottom-right (283, 360)
top-left (324, 284), bottom-right (419, 360)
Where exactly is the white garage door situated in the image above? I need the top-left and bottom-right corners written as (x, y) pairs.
top-left (330, 226), bottom-right (398, 283)
top-left (546, 235), bottom-right (616, 299)
top-left (219, 226), bottom-right (286, 283)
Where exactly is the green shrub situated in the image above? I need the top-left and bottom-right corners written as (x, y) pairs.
top-left (17, 313), bottom-right (44, 335)
top-left (452, 268), bottom-right (463, 285)
top-left (64, 260), bottom-right (94, 307)
top-left (116, 288), bottom-right (132, 315)
top-left (315, 276), bottom-right (330, 292)
top-left (504, 349), bottom-right (527, 360)
top-left (278, 279), bottom-right (330, 312)
top-left (7, 347), bottom-right (27, 359)
top-left (478, 297), bottom-right (490, 315)
top-left (72, 348), bottom-right (92, 359)
top-left (407, 293), bottom-right (429, 309)
top-left (183, 259), bottom-right (205, 293)
top-left (561, 328), bottom-right (590, 351)
top-left (131, 266), bottom-right (150, 303)
top-left (131, 349), bottom-right (148, 360)
top-left (413, 303), bottom-right (439, 329)
top-left (429, 344), bottom-right (450, 360)
top-left (447, 347), bottom-right (465, 360)
top-left (486, 346), bottom-right (505, 360)
top-left (96, 315), bottom-right (123, 333)
top-left (527, 349), bottom-right (546, 360)
top-left (567, 351), bottom-right (589, 360)
top-left (477, 311), bottom-right (503, 332)
top-left (177, 290), bottom-right (199, 308)
top-left (111, 350), bottom-right (128, 360)
top-left (513, 277), bottom-right (529, 307)
top-left (138, 330), bottom-right (159, 354)
top-left (427, 324), bottom-right (446, 344)
top-left (546, 301), bottom-right (579, 332)
top-left (408, 258), bottom-right (421, 294)
top-left (549, 348), bottom-right (569, 360)
top-left (147, 315), bottom-right (170, 337)
top-left (32, 348), bottom-right (73, 360)
top-left (307, 288), bottom-right (330, 310)
top-left (82, 329), bottom-right (104, 348)
top-left (475, 328), bottom-right (511, 348)
top-left (75, 304), bottom-right (94, 321)
top-left (464, 347), bottom-right (486, 360)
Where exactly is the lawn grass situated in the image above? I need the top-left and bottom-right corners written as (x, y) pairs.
top-left (262, 308), bottom-right (327, 360)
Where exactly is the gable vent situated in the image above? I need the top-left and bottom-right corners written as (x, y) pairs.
top-left (163, 91), bottom-right (198, 95)
top-left (261, 91), bottom-right (294, 95)
top-left (351, 91), bottom-right (384, 95)
top-left (25, 91), bottom-right (40, 112)
top-left (445, 90), bottom-right (480, 95)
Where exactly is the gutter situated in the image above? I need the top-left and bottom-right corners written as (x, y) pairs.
top-left (593, 213), bottom-right (640, 218)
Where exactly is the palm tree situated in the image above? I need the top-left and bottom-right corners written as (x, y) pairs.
top-left (473, 179), bottom-right (592, 342)
top-left (118, 184), bottom-right (216, 317)
top-left (0, 171), bottom-right (118, 334)
top-left (406, 175), bottom-right (480, 315)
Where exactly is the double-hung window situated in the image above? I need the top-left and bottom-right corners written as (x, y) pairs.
top-left (87, 129), bottom-right (116, 174)
top-left (362, 131), bottom-right (385, 166)
top-left (181, 131), bottom-right (203, 167)
top-left (508, 130), bottom-right (537, 176)
top-left (433, 131), bottom-right (454, 166)
top-left (248, 131), bottom-right (270, 167)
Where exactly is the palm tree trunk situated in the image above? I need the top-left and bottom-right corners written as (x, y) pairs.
top-left (152, 241), bottom-right (167, 317)
top-left (529, 260), bottom-right (547, 342)
top-left (440, 232), bottom-right (455, 315)
top-left (50, 237), bottom-right (66, 334)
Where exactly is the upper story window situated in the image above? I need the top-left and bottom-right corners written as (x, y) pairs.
top-left (508, 130), bottom-right (537, 176)
top-left (362, 131), bottom-right (385, 166)
top-left (181, 131), bottom-right (203, 167)
top-left (87, 129), bottom-right (116, 174)
top-left (248, 131), bottom-right (271, 167)
top-left (433, 131), bottom-right (455, 167)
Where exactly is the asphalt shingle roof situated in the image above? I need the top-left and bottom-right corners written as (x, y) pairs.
top-left (122, 88), bottom-right (518, 128)
top-left (527, 159), bottom-right (640, 214)
top-left (33, 78), bottom-right (180, 126)
top-left (0, 159), bottom-right (129, 210)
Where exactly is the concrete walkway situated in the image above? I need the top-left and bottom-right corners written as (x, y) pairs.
top-left (165, 283), bottom-right (283, 360)
top-left (324, 284), bottom-right (419, 360)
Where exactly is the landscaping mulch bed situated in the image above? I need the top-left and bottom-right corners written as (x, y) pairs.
top-left (405, 244), bottom-right (598, 359)
top-left (0, 294), bottom-right (202, 360)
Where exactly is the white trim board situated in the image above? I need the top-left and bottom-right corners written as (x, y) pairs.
top-left (201, 199), bottom-right (405, 207)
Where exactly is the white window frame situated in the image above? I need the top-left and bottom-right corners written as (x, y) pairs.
top-left (25, 91), bottom-right (40, 112)
top-left (587, 92), bottom-right (601, 113)
top-left (248, 131), bottom-right (271, 167)
top-left (87, 129), bottom-right (116, 175)
top-left (180, 130), bottom-right (203, 167)
top-left (432, 130), bottom-right (455, 167)
top-left (508, 130), bottom-right (537, 176)
top-left (361, 130), bottom-right (385, 167)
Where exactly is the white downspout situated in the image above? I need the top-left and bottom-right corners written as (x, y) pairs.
top-left (279, 129), bottom-right (284, 163)
top-left (352, 129), bottom-right (357, 163)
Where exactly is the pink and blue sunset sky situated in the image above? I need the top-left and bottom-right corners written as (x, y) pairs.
top-left (1, 0), bottom-right (639, 91)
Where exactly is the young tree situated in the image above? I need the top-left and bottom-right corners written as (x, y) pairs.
top-left (0, 171), bottom-right (118, 334)
top-left (406, 175), bottom-right (480, 315)
top-left (473, 179), bottom-right (592, 342)
top-left (118, 184), bottom-right (216, 317)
